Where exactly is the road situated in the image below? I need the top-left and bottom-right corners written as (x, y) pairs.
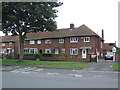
top-left (2, 65), bottom-right (119, 88)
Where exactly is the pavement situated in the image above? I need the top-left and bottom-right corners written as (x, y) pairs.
top-left (1, 59), bottom-right (119, 88)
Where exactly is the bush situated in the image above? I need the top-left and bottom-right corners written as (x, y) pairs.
top-left (24, 53), bottom-right (41, 58)
top-left (42, 53), bottom-right (53, 57)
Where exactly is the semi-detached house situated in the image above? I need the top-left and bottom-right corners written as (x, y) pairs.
top-left (0, 24), bottom-right (104, 61)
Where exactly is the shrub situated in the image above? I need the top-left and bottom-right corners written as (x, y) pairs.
top-left (42, 53), bottom-right (53, 57)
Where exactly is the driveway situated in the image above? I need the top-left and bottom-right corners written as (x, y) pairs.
top-left (84, 60), bottom-right (114, 71)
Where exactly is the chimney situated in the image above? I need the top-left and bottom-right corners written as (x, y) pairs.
top-left (102, 29), bottom-right (104, 40)
top-left (70, 23), bottom-right (74, 29)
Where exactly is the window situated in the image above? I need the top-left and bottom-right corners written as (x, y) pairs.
top-left (24, 48), bottom-right (29, 53)
top-left (24, 48), bottom-right (38, 53)
top-left (59, 39), bottom-right (64, 43)
top-left (70, 37), bottom-right (78, 43)
top-left (37, 40), bottom-right (41, 44)
top-left (9, 42), bottom-right (12, 46)
top-left (45, 49), bottom-right (51, 53)
top-left (30, 40), bottom-right (35, 44)
top-left (54, 48), bottom-right (59, 54)
top-left (29, 48), bottom-right (38, 53)
top-left (70, 48), bottom-right (78, 55)
top-left (61, 49), bottom-right (65, 54)
top-left (84, 37), bottom-right (90, 42)
top-left (1, 43), bottom-right (5, 46)
top-left (45, 39), bottom-right (51, 44)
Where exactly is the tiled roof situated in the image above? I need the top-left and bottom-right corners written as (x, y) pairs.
top-left (0, 24), bottom-right (102, 41)
top-left (26, 24), bottom-right (100, 40)
top-left (0, 35), bottom-right (18, 42)
top-left (103, 43), bottom-right (115, 51)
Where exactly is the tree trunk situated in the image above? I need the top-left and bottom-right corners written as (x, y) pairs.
top-left (19, 35), bottom-right (24, 61)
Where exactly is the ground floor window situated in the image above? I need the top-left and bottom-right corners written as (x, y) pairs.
top-left (70, 48), bottom-right (78, 55)
top-left (45, 49), bottom-right (51, 54)
top-left (24, 48), bottom-right (38, 53)
top-left (61, 49), bottom-right (65, 54)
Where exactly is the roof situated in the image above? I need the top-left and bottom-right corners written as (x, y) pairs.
top-left (0, 24), bottom-right (103, 41)
top-left (0, 35), bottom-right (18, 42)
top-left (26, 24), bottom-right (101, 40)
top-left (103, 43), bottom-right (116, 51)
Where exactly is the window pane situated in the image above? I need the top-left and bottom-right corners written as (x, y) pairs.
top-left (30, 40), bottom-right (35, 44)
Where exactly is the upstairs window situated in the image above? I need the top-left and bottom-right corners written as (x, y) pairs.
top-left (1, 43), bottom-right (5, 46)
top-left (37, 40), bottom-right (41, 44)
top-left (70, 48), bottom-right (78, 55)
top-left (30, 40), bottom-right (35, 44)
top-left (70, 37), bottom-right (78, 43)
top-left (84, 37), bottom-right (90, 42)
top-left (59, 39), bottom-right (64, 43)
top-left (9, 42), bottom-right (12, 46)
top-left (45, 39), bottom-right (51, 44)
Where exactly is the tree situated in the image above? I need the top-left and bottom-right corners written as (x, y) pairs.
top-left (2, 2), bottom-right (62, 61)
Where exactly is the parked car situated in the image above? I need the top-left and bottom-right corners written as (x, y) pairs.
top-left (105, 52), bottom-right (113, 60)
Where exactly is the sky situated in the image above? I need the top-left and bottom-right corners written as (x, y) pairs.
top-left (55, 0), bottom-right (119, 46)
top-left (0, 0), bottom-right (119, 46)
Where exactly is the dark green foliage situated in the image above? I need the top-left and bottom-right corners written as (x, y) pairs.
top-left (109, 43), bottom-right (114, 46)
top-left (42, 53), bottom-right (53, 57)
top-left (2, 2), bottom-right (62, 34)
top-left (2, 2), bottom-right (62, 60)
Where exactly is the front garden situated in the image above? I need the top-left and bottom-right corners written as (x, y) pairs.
top-left (112, 63), bottom-right (120, 71)
top-left (0, 59), bottom-right (93, 69)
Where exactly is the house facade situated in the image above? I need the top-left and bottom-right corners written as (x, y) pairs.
top-left (0, 24), bottom-right (104, 61)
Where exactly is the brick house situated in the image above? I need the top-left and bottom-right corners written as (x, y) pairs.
top-left (0, 24), bottom-right (104, 61)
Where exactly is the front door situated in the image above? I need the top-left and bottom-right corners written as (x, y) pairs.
top-left (55, 48), bottom-right (59, 54)
top-left (82, 49), bottom-right (86, 58)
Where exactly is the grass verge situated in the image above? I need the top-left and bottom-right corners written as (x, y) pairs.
top-left (0, 59), bottom-right (93, 69)
top-left (112, 63), bottom-right (120, 71)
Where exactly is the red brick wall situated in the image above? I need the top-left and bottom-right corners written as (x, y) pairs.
top-left (23, 36), bottom-right (102, 61)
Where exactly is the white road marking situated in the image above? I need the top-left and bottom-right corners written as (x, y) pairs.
top-left (33, 69), bottom-right (43, 72)
top-left (46, 73), bottom-right (59, 75)
top-left (69, 74), bottom-right (83, 77)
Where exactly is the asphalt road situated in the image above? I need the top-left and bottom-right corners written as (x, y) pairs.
top-left (2, 66), bottom-right (119, 88)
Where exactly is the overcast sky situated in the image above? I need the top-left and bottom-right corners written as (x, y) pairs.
top-left (55, 0), bottom-right (119, 46)
top-left (0, 0), bottom-right (119, 46)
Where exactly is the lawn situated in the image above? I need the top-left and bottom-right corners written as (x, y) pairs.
top-left (0, 59), bottom-right (93, 69)
top-left (112, 63), bottom-right (120, 70)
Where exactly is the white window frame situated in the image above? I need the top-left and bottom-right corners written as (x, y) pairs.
top-left (1, 43), bottom-right (5, 46)
top-left (45, 49), bottom-right (51, 53)
top-left (45, 39), bottom-right (51, 44)
top-left (54, 48), bottom-right (59, 54)
top-left (61, 48), bottom-right (65, 54)
top-left (37, 40), bottom-right (41, 44)
top-left (70, 48), bottom-right (78, 55)
top-left (9, 42), bottom-right (12, 46)
top-left (59, 39), bottom-right (64, 43)
top-left (84, 37), bottom-right (90, 42)
top-left (29, 40), bottom-right (35, 44)
top-left (24, 48), bottom-right (29, 53)
top-left (29, 48), bottom-right (38, 53)
top-left (70, 37), bottom-right (78, 43)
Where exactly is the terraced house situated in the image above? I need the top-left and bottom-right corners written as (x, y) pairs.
top-left (0, 24), bottom-right (104, 61)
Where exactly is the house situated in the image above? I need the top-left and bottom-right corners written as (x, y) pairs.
top-left (0, 24), bottom-right (104, 61)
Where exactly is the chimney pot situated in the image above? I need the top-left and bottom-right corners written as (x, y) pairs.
top-left (102, 29), bottom-right (104, 40)
top-left (70, 23), bottom-right (74, 29)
